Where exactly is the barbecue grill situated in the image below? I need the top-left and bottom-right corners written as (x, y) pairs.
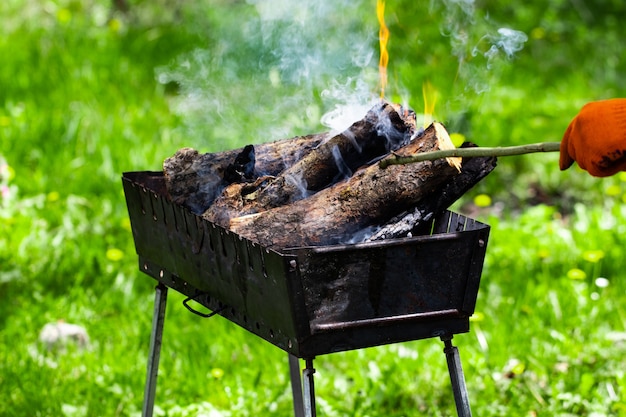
top-left (123, 170), bottom-right (490, 417)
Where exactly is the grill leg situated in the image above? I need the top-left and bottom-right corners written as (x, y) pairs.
top-left (288, 354), bottom-right (305, 417)
top-left (441, 336), bottom-right (472, 417)
top-left (142, 283), bottom-right (168, 417)
top-left (302, 358), bottom-right (317, 417)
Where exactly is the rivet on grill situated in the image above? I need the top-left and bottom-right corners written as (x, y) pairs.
top-left (288, 340), bottom-right (292, 349)
top-left (153, 214), bottom-right (158, 221)
top-left (269, 329), bottom-right (274, 338)
top-left (289, 260), bottom-right (297, 270)
top-left (478, 239), bottom-right (485, 248)
top-left (143, 263), bottom-right (148, 270)
top-left (159, 270), bottom-right (164, 278)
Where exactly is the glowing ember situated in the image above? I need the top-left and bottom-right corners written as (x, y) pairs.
top-left (377, 0), bottom-right (389, 99)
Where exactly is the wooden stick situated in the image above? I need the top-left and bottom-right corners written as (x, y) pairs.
top-left (379, 141), bottom-right (561, 169)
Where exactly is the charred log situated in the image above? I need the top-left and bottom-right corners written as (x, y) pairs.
top-left (163, 133), bottom-right (327, 214)
top-left (163, 100), bottom-right (496, 250)
top-left (223, 144), bottom-right (256, 184)
top-left (203, 101), bottom-right (418, 225)
top-left (367, 144), bottom-right (497, 241)
top-left (252, 101), bottom-right (416, 206)
top-left (227, 123), bottom-right (461, 249)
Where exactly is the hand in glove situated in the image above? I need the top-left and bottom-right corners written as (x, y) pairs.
top-left (560, 98), bottom-right (626, 177)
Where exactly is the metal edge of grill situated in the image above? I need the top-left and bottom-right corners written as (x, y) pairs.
top-left (122, 171), bottom-right (490, 357)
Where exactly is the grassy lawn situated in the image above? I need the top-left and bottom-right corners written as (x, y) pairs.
top-left (2, 0), bottom-right (626, 416)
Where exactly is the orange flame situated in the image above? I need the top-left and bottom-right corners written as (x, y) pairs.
top-left (377, 0), bottom-right (389, 99)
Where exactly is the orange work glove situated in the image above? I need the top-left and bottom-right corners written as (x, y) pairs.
top-left (560, 98), bottom-right (626, 177)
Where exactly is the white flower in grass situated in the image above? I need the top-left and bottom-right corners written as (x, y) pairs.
top-left (595, 277), bottom-right (609, 288)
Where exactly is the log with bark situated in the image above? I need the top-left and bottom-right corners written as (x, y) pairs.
top-left (202, 101), bottom-right (418, 226)
top-left (366, 143), bottom-right (497, 241)
top-left (227, 122), bottom-right (480, 249)
top-left (162, 100), bottom-right (497, 249)
top-left (163, 133), bottom-right (328, 214)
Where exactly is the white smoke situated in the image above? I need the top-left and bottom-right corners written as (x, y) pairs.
top-left (157, 0), bottom-right (375, 149)
top-left (157, 0), bottom-right (528, 148)
top-left (428, 0), bottom-right (528, 120)
top-left (435, 0), bottom-right (528, 69)
top-left (320, 78), bottom-right (377, 133)
top-left (474, 27), bottom-right (529, 68)
top-left (436, 0), bottom-right (477, 64)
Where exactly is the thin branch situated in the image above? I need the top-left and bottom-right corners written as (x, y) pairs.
top-left (379, 142), bottom-right (561, 169)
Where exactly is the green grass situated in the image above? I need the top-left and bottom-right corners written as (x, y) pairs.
top-left (2, 0), bottom-right (626, 416)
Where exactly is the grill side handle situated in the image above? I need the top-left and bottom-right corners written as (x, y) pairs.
top-left (123, 171), bottom-right (314, 356)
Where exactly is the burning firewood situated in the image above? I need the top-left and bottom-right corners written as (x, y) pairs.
top-left (163, 132), bottom-right (327, 214)
top-left (227, 122), bottom-right (472, 248)
top-left (367, 145), bottom-right (497, 241)
top-left (163, 100), bottom-right (496, 249)
top-left (203, 101), bottom-right (418, 226)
